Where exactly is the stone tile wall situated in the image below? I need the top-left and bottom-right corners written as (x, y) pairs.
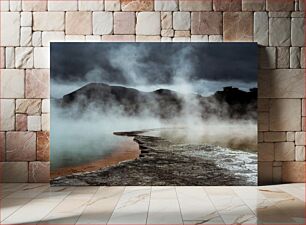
top-left (0, 0), bottom-right (305, 184)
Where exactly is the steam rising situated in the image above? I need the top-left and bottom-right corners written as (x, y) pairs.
top-left (51, 43), bottom-right (257, 170)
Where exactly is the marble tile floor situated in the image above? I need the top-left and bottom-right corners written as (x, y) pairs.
top-left (0, 183), bottom-right (305, 224)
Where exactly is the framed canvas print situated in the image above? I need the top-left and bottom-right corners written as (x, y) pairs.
top-left (50, 43), bottom-right (257, 186)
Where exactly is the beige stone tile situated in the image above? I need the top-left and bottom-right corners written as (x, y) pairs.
top-left (258, 143), bottom-right (274, 161)
top-left (290, 47), bottom-right (301, 69)
top-left (258, 112), bottom-right (269, 131)
top-left (223, 12), bottom-right (253, 42)
top-left (155, 0), bottom-right (178, 11)
top-left (6, 131), bottom-right (36, 161)
top-left (176, 187), bottom-right (216, 221)
top-left (136, 12), bottom-right (160, 35)
top-left (101, 35), bottom-right (135, 42)
top-left (1, 12), bottom-right (20, 46)
top-left (191, 12), bottom-right (222, 35)
top-left (65, 35), bottom-right (86, 41)
top-left (78, 0), bottom-right (104, 11)
top-left (161, 12), bottom-right (172, 29)
top-left (259, 47), bottom-right (276, 69)
top-left (25, 69), bottom-right (50, 98)
top-left (105, 0), bottom-right (120, 11)
top-left (42, 31), bottom-right (65, 47)
top-left (295, 132), bottom-right (305, 145)
top-left (16, 99), bottom-right (41, 115)
top-left (21, 12), bottom-right (32, 26)
top-left (282, 162), bottom-right (306, 182)
top-left (269, 18), bottom-right (291, 46)
top-left (0, 69), bottom-right (24, 98)
top-left (269, 12), bottom-right (291, 18)
top-left (22, 0), bottom-right (47, 11)
top-left (41, 113), bottom-right (50, 131)
top-left (66, 12), bottom-right (92, 35)
top-left (32, 31), bottom-right (42, 47)
top-left (42, 99), bottom-right (50, 113)
top-left (29, 162), bottom-right (50, 183)
top-left (108, 187), bottom-right (150, 224)
top-left (242, 0), bottom-right (265, 11)
top-left (0, 162), bottom-right (28, 182)
top-left (16, 114), bottom-right (27, 131)
top-left (0, 0), bottom-right (9, 11)
top-left (10, 0), bottom-right (21, 11)
top-left (301, 47), bottom-right (305, 68)
top-left (48, 0), bottom-right (77, 11)
top-left (275, 142), bottom-right (295, 161)
top-left (291, 18), bottom-right (304, 47)
top-left (0, 47), bottom-right (5, 69)
top-left (191, 35), bottom-right (208, 42)
top-left (258, 69), bottom-right (304, 98)
top-left (121, 0), bottom-right (153, 11)
top-left (20, 27), bottom-right (32, 47)
top-left (15, 47), bottom-right (33, 68)
top-left (3, 198), bottom-right (63, 224)
top-left (213, 0), bottom-right (242, 11)
top-left (266, 0), bottom-right (294, 11)
top-left (269, 99), bottom-right (301, 131)
top-left (34, 47), bottom-right (50, 68)
top-left (147, 187), bottom-right (182, 224)
top-left (0, 197), bottom-right (33, 221)
top-left (258, 99), bottom-right (269, 112)
top-left (37, 131), bottom-right (49, 161)
top-left (5, 47), bottom-right (15, 69)
top-left (161, 37), bottom-right (172, 42)
top-left (179, 0), bottom-right (212, 11)
top-left (33, 12), bottom-right (65, 31)
top-left (254, 12), bottom-right (268, 46)
top-left (136, 35), bottom-right (161, 42)
top-left (208, 35), bottom-right (223, 42)
top-left (173, 12), bottom-right (190, 31)
top-left (93, 12), bottom-right (113, 35)
top-left (299, 0), bottom-right (304, 10)
top-left (114, 12), bottom-right (135, 35)
top-left (286, 132), bottom-right (295, 142)
top-left (276, 47), bottom-right (290, 68)
top-left (175, 30), bottom-right (190, 37)
top-left (0, 132), bottom-right (5, 161)
top-left (85, 35), bottom-right (101, 41)
top-left (258, 162), bottom-right (273, 185)
top-left (295, 146), bottom-right (305, 161)
top-left (76, 187), bottom-right (125, 224)
top-left (263, 132), bottom-right (286, 142)
top-left (0, 99), bottom-right (15, 131)
top-left (272, 165), bottom-right (282, 184)
top-left (27, 115), bottom-right (41, 131)
top-left (173, 36), bottom-right (190, 42)
top-left (161, 29), bottom-right (174, 37)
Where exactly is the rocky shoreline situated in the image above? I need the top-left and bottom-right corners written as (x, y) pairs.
top-left (51, 131), bottom-right (257, 186)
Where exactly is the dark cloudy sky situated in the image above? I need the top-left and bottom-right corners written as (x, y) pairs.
top-left (51, 43), bottom-right (257, 98)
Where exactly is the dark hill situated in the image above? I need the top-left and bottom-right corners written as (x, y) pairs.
top-left (58, 83), bottom-right (257, 120)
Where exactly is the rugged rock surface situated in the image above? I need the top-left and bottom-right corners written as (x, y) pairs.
top-left (51, 133), bottom-right (257, 186)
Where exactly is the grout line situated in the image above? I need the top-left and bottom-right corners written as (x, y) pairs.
top-left (75, 186), bottom-right (100, 224)
top-left (174, 186), bottom-right (185, 224)
top-left (145, 186), bottom-right (152, 225)
top-left (105, 186), bottom-right (126, 225)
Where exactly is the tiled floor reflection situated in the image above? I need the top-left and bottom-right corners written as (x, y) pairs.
top-left (0, 183), bottom-right (305, 224)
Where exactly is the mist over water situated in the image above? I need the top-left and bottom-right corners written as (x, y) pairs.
top-left (51, 85), bottom-right (257, 171)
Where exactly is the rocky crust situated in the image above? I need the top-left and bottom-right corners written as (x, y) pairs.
top-left (51, 133), bottom-right (256, 186)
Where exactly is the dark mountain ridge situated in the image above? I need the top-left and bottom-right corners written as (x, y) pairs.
top-left (57, 83), bottom-right (257, 120)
